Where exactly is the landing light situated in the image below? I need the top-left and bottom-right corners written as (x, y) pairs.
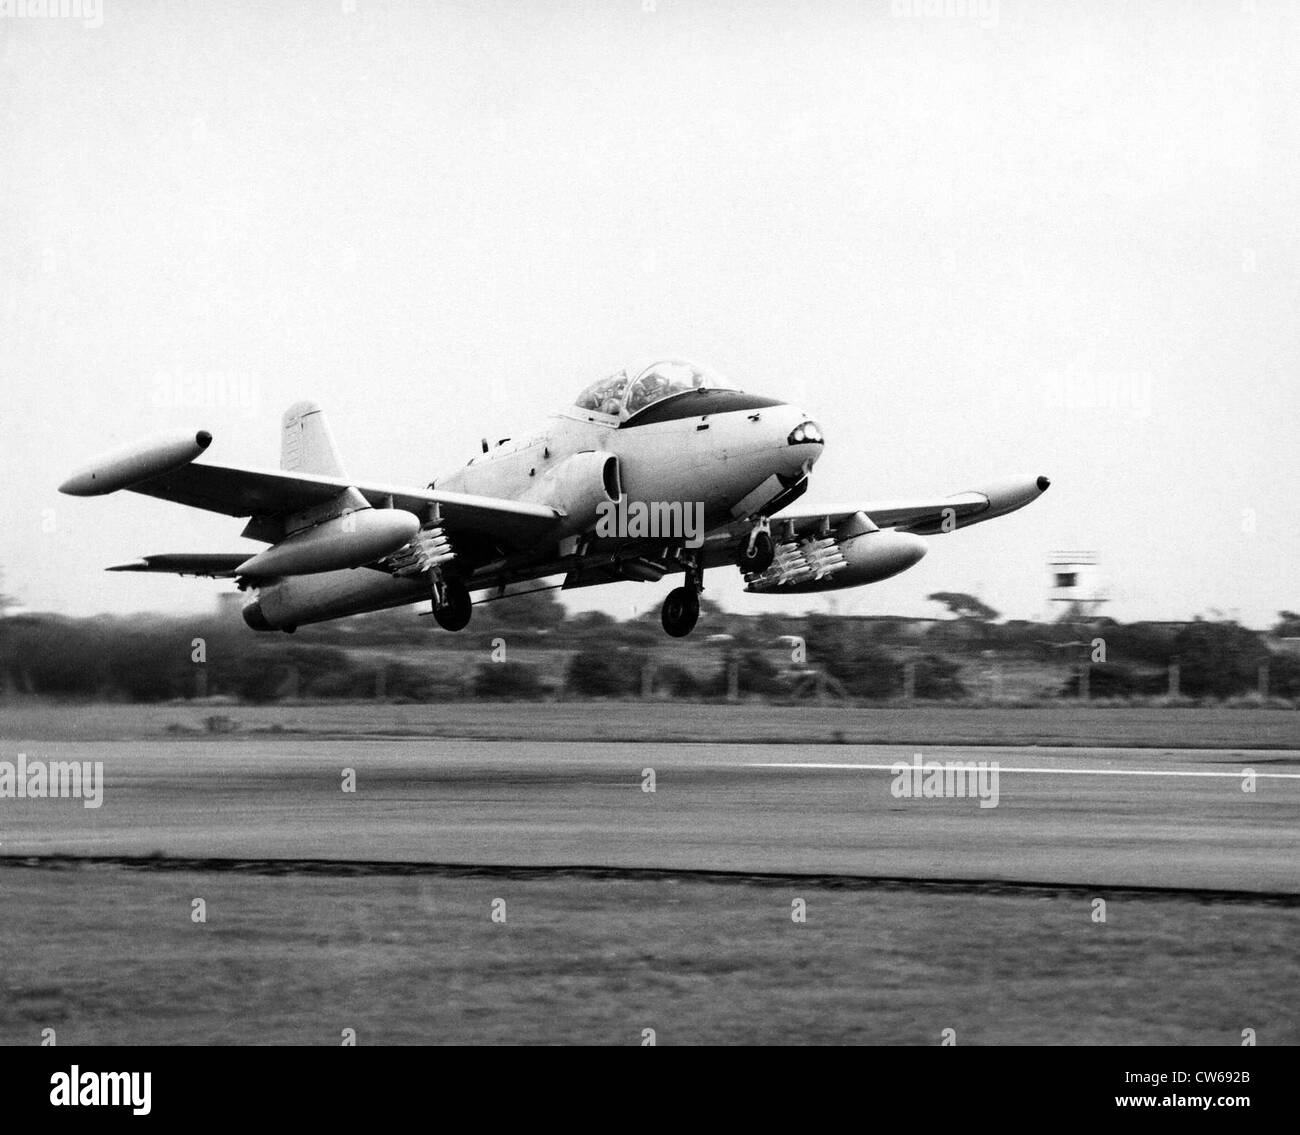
top-left (788, 420), bottom-right (824, 445)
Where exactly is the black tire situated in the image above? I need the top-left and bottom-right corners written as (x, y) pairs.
top-left (661, 586), bottom-right (700, 638)
top-left (433, 581), bottom-right (472, 632)
top-left (737, 530), bottom-right (775, 573)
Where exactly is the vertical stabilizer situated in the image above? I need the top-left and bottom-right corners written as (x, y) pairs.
top-left (281, 401), bottom-right (346, 478)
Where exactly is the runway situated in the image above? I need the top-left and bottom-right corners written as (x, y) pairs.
top-left (2, 739), bottom-right (1297, 893)
top-left (2, 737), bottom-right (1297, 1044)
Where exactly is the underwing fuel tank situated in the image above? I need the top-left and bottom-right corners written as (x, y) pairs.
top-left (242, 566), bottom-right (429, 632)
top-left (834, 527), bottom-right (928, 586)
top-left (236, 509), bottom-right (420, 577)
top-left (757, 528), bottom-right (927, 592)
top-left (746, 512), bottom-right (927, 593)
top-left (58, 430), bottom-right (213, 496)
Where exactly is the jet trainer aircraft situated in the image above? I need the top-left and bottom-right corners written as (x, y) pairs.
top-left (59, 359), bottom-right (1050, 637)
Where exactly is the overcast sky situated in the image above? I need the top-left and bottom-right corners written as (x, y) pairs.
top-left (2, 0), bottom-right (1295, 628)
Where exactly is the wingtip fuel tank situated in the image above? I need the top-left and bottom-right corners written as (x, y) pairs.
top-left (58, 430), bottom-right (213, 496)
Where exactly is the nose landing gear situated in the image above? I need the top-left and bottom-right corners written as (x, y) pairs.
top-left (736, 519), bottom-right (775, 574)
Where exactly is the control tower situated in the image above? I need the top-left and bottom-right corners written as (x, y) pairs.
top-left (1047, 551), bottom-right (1107, 621)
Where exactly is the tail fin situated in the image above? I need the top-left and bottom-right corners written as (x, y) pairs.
top-left (281, 401), bottom-right (346, 477)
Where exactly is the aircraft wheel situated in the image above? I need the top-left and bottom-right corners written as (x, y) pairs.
top-left (737, 530), bottom-right (775, 573)
top-left (434, 581), bottom-right (472, 632)
top-left (661, 586), bottom-right (700, 638)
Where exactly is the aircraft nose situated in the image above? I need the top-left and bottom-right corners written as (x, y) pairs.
top-left (739, 400), bottom-right (824, 477)
top-left (783, 413), bottom-right (824, 478)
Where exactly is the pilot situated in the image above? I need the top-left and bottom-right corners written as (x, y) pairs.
top-left (631, 372), bottom-right (669, 413)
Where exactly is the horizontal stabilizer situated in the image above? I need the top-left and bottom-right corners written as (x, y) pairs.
top-left (106, 554), bottom-right (250, 578)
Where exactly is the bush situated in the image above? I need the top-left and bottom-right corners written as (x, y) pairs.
top-left (103, 632), bottom-right (193, 701)
top-left (655, 663), bottom-right (699, 697)
top-left (473, 661), bottom-right (544, 699)
top-left (234, 645), bottom-right (354, 702)
top-left (609, 621), bottom-right (662, 647)
top-left (6, 617), bottom-right (107, 695)
top-left (300, 665), bottom-right (376, 700)
top-left (911, 654), bottom-right (968, 700)
top-left (1098, 622), bottom-right (1179, 668)
top-left (487, 589), bottom-right (567, 632)
top-left (1264, 653), bottom-right (1300, 699)
top-left (383, 662), bottom-right (444, 702)
top-left (569, 611), bottom-right (615, 635)
top-left (1060, 663), bottom-right (1167, 699)
top-left (1172, 622), bottom-right (1269, 699)
top-left (707, 650), bottom-right (785, 696)
top-left (566, 644), bottom-right (643, 697)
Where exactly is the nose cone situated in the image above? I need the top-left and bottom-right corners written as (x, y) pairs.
top-left (782, 409), bottom-right (825, 474)
top-left (728, 399), bottom-right (825, 482)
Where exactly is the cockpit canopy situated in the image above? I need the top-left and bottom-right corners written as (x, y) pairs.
top-left (573, 359), bottom-right (739, 421)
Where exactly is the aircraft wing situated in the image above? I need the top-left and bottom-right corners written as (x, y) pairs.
top-left (123, 461), bottom-right (560, 548)
top-left (768, 475), bottom-right (1051, 536)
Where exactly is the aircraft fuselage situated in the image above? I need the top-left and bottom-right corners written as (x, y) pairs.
top-left (439, 394), bottom-right (822, 536)
top-left (250, 383), bottom-right (824, 631)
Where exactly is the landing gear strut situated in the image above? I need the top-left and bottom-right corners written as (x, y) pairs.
top-left (661, 557), bottom-right (704, 638)
top-left (432, 577), bottom-right (472, 632)
top-left (736, 519), bottom-right (775, 574)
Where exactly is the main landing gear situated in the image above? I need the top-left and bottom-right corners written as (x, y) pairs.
top-left (661, 557), bottom-right (704, 638)
top-left (432, 577), bottom-right (472, 631)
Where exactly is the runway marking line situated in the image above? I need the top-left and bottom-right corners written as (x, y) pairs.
top-left (743, 763), bottom-right (1300, 779)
